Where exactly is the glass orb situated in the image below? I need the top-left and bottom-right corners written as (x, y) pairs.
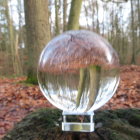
top-left (37, 30), bottom-right (120, 113)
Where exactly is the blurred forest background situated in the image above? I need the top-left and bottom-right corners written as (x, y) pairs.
top-left (0, 0), bottom-right (140, 79)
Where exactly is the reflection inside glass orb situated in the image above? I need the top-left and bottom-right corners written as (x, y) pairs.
top-left (38, 67), bottom-right (119, 113)
top-left (37, 30), bottom-right (120, 132)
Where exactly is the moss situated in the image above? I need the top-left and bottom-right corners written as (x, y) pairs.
top-left (114, 108), bottom-right (140, 127)
top-left (3, 109), bottom-right (62, 140)
top-left (105, 119), bottom-right (140, 139)
top-left (94, 110), bottom-right (118, 123)
top-left (26, 69), bottom-right (38, 85)
top-left (3, 108), bottom-right (140, 140)
top-left (97, 128), bottom-right (135, 140)
top-left (26, 76), bottom-right (38, 85)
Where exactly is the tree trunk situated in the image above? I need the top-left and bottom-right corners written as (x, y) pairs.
top-left (130, 0), bottom-right (135, 64)
top-left (5, 0), bottom-right (22, 75)
top-left (63, 0), bottom-right (67, 31)
top-left (55, 0), bottom-right (60, 35)
top-left (138, 0), bottom-right (140, 39)
top-left (83, 1), bottom-right (90, 30)
top-left (3, 108), bottom-right (140, 140)
top-left (67, 0), bottom-right (83, 30)
top-left (17, 0), bottom-right (24, 74)
top-left (24, 0), bottom-right (51, 84)
top-left (95, 1), bottom-right (100, 33)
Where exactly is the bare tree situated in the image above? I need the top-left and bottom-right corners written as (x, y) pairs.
top-left (24, 0), bottom-right (51, 84)
top-left (130, 0), bottom-right (135, 64)
top-left (55, 0), bottom-right (60, 35)
top-left (5, 0), bottom-right (22, 75)
top-left (67, 0), bottom-right (83, 30)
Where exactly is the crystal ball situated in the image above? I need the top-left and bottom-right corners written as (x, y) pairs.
top-left (37, 30), bottom-right (120, 113)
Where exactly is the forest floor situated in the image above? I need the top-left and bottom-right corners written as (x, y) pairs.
top-left (0, 65), bottom-right (140, 139)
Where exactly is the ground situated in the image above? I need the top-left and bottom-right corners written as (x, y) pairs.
top-left (0, 65), bottom-right (140, 139)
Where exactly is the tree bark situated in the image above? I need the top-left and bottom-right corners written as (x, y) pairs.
top-left (95, 1), bottom-right (100, 33)
top-left (63, 0), bottom-right (67, 31)
top-left (55, 0), bottom-right (60, 35)
top-left (138, 0), bottom-right (140, 39)
top-left (3, 108), bottom-right (140, 140)
top-left (67, 0), bottom-right (83, 30)
top-left (5, 0), bottom-right (22, 75)
top-left (130, 0), bottom-right (135, 64)
top-left (24, 0), bottom-right (51, 84)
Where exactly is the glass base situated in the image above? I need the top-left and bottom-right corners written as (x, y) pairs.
top-left (62, 111), bottom-right (94, 132)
